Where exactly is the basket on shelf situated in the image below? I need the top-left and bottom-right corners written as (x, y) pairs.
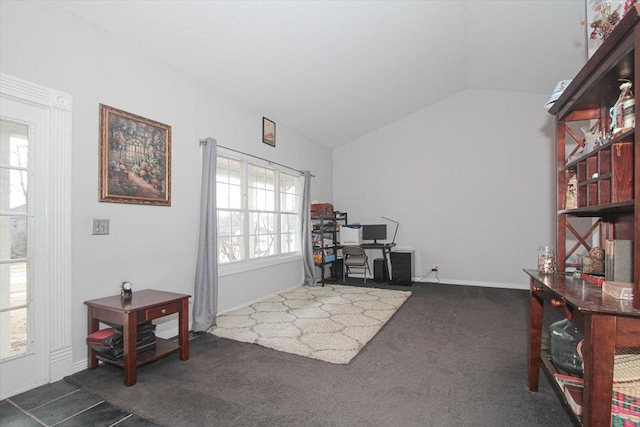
top-left (612, 348), bottom-right (640, 426)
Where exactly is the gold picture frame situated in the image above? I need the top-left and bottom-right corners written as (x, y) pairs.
top-left (262, 116), bottom-right (276, 147)
top-left (99, 104), bottom-right (171, 206)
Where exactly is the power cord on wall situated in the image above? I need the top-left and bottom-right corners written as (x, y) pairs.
top-left (415, 268), bottom-right (440, 283)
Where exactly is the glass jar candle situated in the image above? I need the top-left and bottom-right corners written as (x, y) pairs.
top-left (538, 246), bottom-right (556, 275)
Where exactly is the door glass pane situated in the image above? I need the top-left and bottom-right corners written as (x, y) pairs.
top-left (0, 217), bottom-right (27, 259)
top-left (0, 170), bottom-right (28, 212)
top-left (0, 262), bottom-right (28, 309)
top-left (0, 119), bottom-right (31, 360)
top-left (0, 121), bottom-right (29, 168)
top-left (0, 308), bottom-right (28, 358)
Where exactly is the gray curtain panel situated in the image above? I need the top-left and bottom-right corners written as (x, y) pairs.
top-left (192, 137), bottom-right (218, 332)
top-left (301, 171), bottom-right (316, 286)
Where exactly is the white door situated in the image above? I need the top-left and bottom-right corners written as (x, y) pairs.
top-left (0, 102), bottom-right (48, 398)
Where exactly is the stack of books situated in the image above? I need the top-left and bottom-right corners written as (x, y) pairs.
top-left (611, 349), bottom-right (640, 426)
top-left (554, 373), bottom-right (584, 416)
top-left (86, 322), bottom-right (156, 360)
top-left (553, 348), bottom-right (640, 424)
top-left (606, 239), bottom-right (634, 283)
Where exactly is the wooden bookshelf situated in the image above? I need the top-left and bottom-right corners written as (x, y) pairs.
top-left (547, 5), bottom-right (639, 309)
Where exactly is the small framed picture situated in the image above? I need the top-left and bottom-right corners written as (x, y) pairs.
top-left (262, 117), bottom-right (276, 147)
top-left (99, 104), bottom-right (171, 206)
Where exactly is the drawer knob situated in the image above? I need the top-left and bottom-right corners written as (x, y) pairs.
top-left (550, 299), bottom-right (564, 308)
top-left (161, 308), bottom-right (167, 314)
top-left (532, 286), bottom-right (543, 292)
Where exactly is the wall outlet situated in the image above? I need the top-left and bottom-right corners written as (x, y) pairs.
top-left (92, 219), bottom-right (110, 235)
top-left (431, 265), bottom-right (438, 272)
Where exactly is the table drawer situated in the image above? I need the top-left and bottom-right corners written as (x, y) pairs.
top-left (145, 302), bottom-right (179, 321)
top-left (531, 283), bottom-right (561, 304)
top-left (531, 283), bottom-right (576, 321)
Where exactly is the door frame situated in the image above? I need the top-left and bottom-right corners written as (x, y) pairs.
top-left (0, 73), bottom-right (72, 397)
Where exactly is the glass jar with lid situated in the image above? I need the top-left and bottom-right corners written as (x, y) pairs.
top-left (538, 246), bottom-right (556, 275)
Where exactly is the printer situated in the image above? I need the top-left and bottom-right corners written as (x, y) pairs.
top-left (340, 224), bottom-right (362, 245)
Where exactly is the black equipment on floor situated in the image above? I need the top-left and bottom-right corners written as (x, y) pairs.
top-left (373, 258), bottom-right (388, 283)
top-left (390, 251), bottom-right (413, 286)
top-left (331, 257), bottom-right (344, 281)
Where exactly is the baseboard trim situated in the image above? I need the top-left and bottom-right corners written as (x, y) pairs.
top-left (72, 359), bottom-right (87, 374)
top-left (413, 277), bottom-right (528, 290)
top-left (49, 345), bottom-right (74, 381)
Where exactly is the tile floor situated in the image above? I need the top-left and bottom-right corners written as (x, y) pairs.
top-left (0, 380), bottom-right (159, 427)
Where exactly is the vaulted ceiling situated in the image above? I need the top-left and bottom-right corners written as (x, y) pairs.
top-left (54, 1), bottom-right (588, 147)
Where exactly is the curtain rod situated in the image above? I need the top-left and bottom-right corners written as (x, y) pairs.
top-left (199, 139), bottom-right (314, 177)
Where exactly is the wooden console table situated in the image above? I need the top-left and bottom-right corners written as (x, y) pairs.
top-left (525, 269), bottom-right (640, 426)
top-left (85, 289), bottom-right (190, 386)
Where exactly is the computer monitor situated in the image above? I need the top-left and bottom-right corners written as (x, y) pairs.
top-left (362, 224), bottom-right (387, 243)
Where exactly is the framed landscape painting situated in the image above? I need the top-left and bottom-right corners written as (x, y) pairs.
top-left (99, 104), bottom-right (171, 206)
top-left (263, 117), bottom-right (276, 147)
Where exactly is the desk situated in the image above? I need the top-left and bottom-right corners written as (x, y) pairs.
top-left (337, 243), bottom-right (395, 281)
top-left (85, 289), bottom-right (190, 386)
top-left (524, 269), bottom-right (640, 426)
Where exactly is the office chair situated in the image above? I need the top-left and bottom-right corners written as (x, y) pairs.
top-left (342, 245), bottom-right (371, 283)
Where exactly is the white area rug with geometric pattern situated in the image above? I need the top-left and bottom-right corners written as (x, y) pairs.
top-left (208, 284), bottom-right (411, 364)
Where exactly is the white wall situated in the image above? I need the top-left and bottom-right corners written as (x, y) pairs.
top-left (0, 1), bottom-right (332, 364)
top-left (0, 0), bottom-right (560, 370)
top-left (333, 89), bottom-right (556, 288)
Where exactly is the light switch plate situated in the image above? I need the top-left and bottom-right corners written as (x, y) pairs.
top-left (92, 219), bottom-right (110, 235)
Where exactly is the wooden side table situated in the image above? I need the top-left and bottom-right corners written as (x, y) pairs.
top-left (85, 289), bottom-right (191, 386)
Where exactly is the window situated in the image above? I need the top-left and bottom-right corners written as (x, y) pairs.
top-left (0, 124), bottom-right (31, 359)
top-left (216, 155), bottom-right (301, 266)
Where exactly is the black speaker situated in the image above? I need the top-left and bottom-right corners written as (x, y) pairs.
top-left (331, 258), bottom-right (344, 281)
top-left (390, 251), bottom-right (413, 286)
top-left (374, 258), bottom-right (388, 283)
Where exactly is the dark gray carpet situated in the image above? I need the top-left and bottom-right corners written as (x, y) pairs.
top-left (65, 283), bottom-right (573, 426)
